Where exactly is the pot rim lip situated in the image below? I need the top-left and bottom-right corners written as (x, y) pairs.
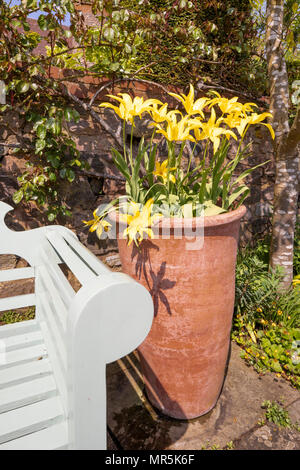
top-left (109, 204), bottom-right (247, 228)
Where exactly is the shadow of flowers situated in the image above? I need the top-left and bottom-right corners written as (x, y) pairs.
top-left (131, 241), bottom-right (176, 316)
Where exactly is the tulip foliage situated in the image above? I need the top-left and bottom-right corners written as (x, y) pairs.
top-left (84, 85), bottom-right (274, 246)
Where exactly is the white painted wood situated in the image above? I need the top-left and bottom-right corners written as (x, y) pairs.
top-left (61, 231), bottom-right (110, 276)
top-left (67, 272), bottom-right (154, 450)
top-left (0, 319), bottom-right (38, 339)
top-left (37, 303), bottom-right (68, 413)
top-left (0, 422), bottom-right (68, 450)
top-left (39, 244), bottom-right (75, 306)
top-left (0, 267), bottom-right (34, 282)
top-left (0, 375), bottom-right (57, 413)
top-left (0, 201), bottom-right (154, 450)
top-left (0, 202), bottom-right (76, 266)
top-left (0, 344), bottom-right (47, 370)
top-left (38, 291), bottom-right (67, 369)
top-left (0, 358), bottom-right (52, 389)
top-left (37, 264), bottom-right (68, 330)
top-left (2, 329), bottom-right (43, 352)
top-left (46, 231), bottom-right (96, 285)
top-left (0, 396), bottom-right (65, 444)
top-left (0, 293), bottom-right (35, 312)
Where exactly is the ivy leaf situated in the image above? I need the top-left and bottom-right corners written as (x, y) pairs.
top-left (36, 124), bottom-right (46, 139)
top-left (17, 81), bottom-right (30, 94)
top-left (47, 212), bottom-right (56, 222)
top-left (66, 168), bottom-right (75, 182)
top-left (13, 189), bottom-right (23, 204)
top-left (35, 138), bottom-right (46, 153)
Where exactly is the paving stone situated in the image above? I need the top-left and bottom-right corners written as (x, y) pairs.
top-left (106, 342), bottom-right (300, 450)
top-left (235, 423), bottom-right (300, 450)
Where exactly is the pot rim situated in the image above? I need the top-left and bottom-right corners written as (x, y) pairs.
top-left (109, 204), bottom-right (247, 228)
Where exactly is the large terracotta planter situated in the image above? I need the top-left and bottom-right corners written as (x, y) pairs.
top-left (116, 205), bottom-right (246, 419)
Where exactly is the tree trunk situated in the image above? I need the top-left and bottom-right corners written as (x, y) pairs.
top-left (266, 0), bottom-right (300, 287)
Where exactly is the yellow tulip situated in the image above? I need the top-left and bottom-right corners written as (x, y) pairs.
top-left (154, 115), bottom-right (197, 142)
top-left (100, 93), bottom-right (162, 123)
top-left (150, 103), bottom-right (181, 123)
top-left (153, 159), bottom-right (176, 184)
top-left (236, 112), bottom-right (275, 139)
top-left (221, 112), bottom-right (243, 129)
top-left (83, 210), bottom-right (112, 238)
top-left (193, 108), bottom-right (237, 153)
top-left (168, 84), bottom-right (209, 117)
top-left (120, 198), bottom-right (161, 246)
top-left (209, 91), bottom-right (257, 116)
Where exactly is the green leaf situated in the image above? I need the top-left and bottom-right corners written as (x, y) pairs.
top-left (59, 168), bottom-right (67, 178)
top-left (17, 81), bottom-right (30, 94)
top-left (204, 201), bottom-right (226, 216)
top-left (36, 124), bottom-right (46, 139)
top-left (47, 153), bottom-right (60, 169)
top-left (66, 168), bottom-right (75, 182)
top-left (64, 107), bottom-right (80, 122)
top-left (111, 148), bottom-right (131, 181)
top-left (37, 15), bottom-right (48, 31)
top-left (47, 212), bottom-right (56, 222)
top-left (35, 139), bottom-right (46, 153)
top-left (13, 189), bottom-right (23, 204)
top-left (228, 185), bottom-right (250, 208)
top-left (230, 161), bottom-right (269, 190)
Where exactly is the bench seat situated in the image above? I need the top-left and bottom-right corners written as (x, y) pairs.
top-left (0, 319), bottom-right (68, 449)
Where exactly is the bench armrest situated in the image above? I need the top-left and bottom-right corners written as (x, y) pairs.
top-left (67, 272), bottom-right (154, 450)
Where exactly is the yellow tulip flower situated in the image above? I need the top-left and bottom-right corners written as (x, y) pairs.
top-left (153, 159), bottom-right (176, 184)
top-left (168, 84), bottom-right (209, 117)
top-left (236, 112), bottom-right (275, 139)
top-left (120, 198), bottom-right (161, 246)
top-left (100, 93), bottom-right (163, 123)
top-left (209, 91), bottom-right (257, 116)
top-left (83, 210), bottom-right (112, 238)
top-left (221, 112), bottom-right (243, 129)
top-left (193, 108), bottom-right (237, 153)
top-left (154, 115), bottom-right (197, 142)
top-left (150, 103), bottom-right (182, 123)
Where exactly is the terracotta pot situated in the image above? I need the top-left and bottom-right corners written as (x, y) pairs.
top-left (115, 205), bottom-right (246, 419)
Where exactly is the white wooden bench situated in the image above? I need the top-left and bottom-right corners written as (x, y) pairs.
top-left (0, 202), bottom-right (153, 450)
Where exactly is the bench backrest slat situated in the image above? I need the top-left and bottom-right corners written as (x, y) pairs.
top-left (38, 265), bottom-right (68, 331)
top-left (0, 267), bottom-right (34, 283)
top-left (36, 289), bottom-right (68, 413)
top-left (39, 244), bottom-right (75, 306)
top-left (46, 232), bottom-right (97, 285)
top-left (61, 232), bottom-right (110, 277)
top-left (37, 277), bottom-right (67, 368)
top-left (0, 293), bottom-right (35, 312)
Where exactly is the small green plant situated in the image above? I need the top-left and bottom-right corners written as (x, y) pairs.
top-left (225, 441), bottom-right (235, 450)
top-left (233, 238), bottom-right (300, 388)
top-left (0, 307), bottom-right (35, 324)
top-left (257, 417), bottom-right (266, 427)
top-left (261, 400), bottom-right (291, 428)
top-left (233, 319), bottom-right (300, 388)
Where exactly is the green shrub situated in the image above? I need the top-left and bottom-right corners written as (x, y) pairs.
top-left (233, 235), bottom-right (300, 389)
top-left (0, 308), bottom-right (35, 324)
